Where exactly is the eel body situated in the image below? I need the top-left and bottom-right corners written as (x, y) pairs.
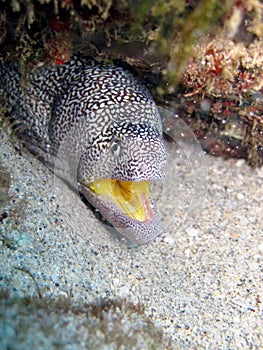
top-left (0, 55), bottom-right (166, 244)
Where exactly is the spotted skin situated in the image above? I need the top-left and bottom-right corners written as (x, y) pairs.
top-left (0, 55), bottom-right (166, 244)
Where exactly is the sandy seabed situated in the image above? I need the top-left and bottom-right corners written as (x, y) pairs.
top-left (0, 129), bottom-right (262, 349)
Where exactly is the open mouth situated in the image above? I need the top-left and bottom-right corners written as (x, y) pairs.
top-left (89, 179), bottom-right (154, 222)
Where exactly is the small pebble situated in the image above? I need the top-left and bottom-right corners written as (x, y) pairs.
top-left (235, 159), bottom-right (245, 167)
top-left (163, 236), bottom-right (175, 245)
top-left (236, 193), bottom-right (244, 200)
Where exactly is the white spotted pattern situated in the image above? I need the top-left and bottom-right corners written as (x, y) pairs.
top-left (0, 55), bottom-right (166, 244)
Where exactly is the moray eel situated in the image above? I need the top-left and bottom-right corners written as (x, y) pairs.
top-left (0, 55), bottom-right (166, 244)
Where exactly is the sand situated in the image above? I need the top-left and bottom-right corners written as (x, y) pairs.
top-left (0, 128), bottom-right (262, 349)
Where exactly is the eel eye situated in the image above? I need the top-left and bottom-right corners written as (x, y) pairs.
top-left (110, 139), bottom-right (121, 158)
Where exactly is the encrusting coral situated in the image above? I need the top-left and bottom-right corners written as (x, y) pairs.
top-left (0, 0), bottom-right (262, 166)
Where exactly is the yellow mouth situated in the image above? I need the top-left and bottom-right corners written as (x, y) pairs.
top-left (89, 179), bottom-right (153, 222)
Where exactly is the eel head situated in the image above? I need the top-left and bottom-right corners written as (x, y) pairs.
top-left (78, 122), bottom-right (166, 244)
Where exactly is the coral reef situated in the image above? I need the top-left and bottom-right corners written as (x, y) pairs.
top-left (176, 1), bottom-right (263, 167)
top-left (0, 0), bottom-right (262, 166)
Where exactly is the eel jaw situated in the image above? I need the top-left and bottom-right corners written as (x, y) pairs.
top-left (89, 179), bottom-right (154, 223)
top-left (79, 178), bottom-right (161, 244)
